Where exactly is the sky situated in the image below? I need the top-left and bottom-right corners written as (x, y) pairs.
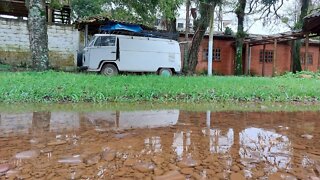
top-left (0, 0), bottom-right (298, 36)
top-left (177, 0), bottom-right (297, 35)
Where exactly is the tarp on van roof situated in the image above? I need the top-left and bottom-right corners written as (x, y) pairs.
top-left (100, 22), bottom-right (143, 33)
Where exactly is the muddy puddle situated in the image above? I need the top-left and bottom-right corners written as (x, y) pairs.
top-left (0, 108), bottom-right (320, 179)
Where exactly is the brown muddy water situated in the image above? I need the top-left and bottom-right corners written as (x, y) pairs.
top-left (0, 109), bottom-right (320, 180)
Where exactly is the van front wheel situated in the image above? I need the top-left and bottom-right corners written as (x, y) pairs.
top-left (158, 68), bottom-right (172, 77)
top-left (101, 64), bottom-right (119, 76)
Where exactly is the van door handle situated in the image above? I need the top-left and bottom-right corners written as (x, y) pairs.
top-left (111, 51), bottom-right (116, 53)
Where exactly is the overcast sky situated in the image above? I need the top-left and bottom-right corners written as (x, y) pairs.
top-left (177, 0), bottom-right (297, 35)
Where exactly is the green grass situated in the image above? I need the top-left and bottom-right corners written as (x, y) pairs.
top-left (0, 64), bottom-right (12, 71)
top-left (0, 71), bottom-right (319, 103)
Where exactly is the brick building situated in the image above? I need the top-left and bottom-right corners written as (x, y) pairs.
top-left (249, 41), bottom-right (320, 76)
top-left (180, 33), bottom-right (236, 75)
top-left (181, 33), bottom-right (320, 76)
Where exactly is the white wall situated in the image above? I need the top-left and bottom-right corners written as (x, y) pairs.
top-left (0, 17), bottom-right (80, 68)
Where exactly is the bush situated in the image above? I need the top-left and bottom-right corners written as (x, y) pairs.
top-left (281, 71), bottom-right (320, 79)
top-left (224, 27), bottom-right (234, 36)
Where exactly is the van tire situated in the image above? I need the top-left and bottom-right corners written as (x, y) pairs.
top-left (101, 64), bottom-right (118, 76)
top-left (77, 52), bottom-right (83, 67)
top-left (158, 68), bottom-right (172, 76)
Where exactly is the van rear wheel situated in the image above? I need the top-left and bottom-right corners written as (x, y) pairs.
top-left (158, 68), bottom-right (172, 77)
top-left (101, 64), bottom-right (118, 76)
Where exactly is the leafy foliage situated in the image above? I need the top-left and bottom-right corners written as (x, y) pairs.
top-left (224, 27), bottom-right (234, 35)
top-left (71, 0), bottom-right (107, 18)
top-left (71, 0), bottom-right (184, 27)
top-left (158, 0), bottom-right (183, 20)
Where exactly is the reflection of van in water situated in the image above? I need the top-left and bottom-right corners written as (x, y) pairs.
top-left (83, 110), bottom-right (179, 129)
top-left (78, 34), bottom-right (181, 76)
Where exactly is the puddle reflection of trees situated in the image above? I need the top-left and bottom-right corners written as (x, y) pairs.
top-left (239, 128), bottom-right (292, 175)
top-left (172, 131), bottom-right (192, 160)
top-left (207, 128), bottom-right (234, 154)
top-left (144, 136), bottom-right (162, 154)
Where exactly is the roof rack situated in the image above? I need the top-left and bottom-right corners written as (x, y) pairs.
top-left (100, 30), bottom-right (179, 40)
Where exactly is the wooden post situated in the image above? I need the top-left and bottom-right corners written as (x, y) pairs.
top-left (183, 0), bottom-right (190, 74)
top-left (47, 7), bottom-right (53, 24)
top-left (245, 43), bottom-right (249, 75)
top-left (262, 44), bottom-right (266, 77)
top-left (84, 24), bottom-right (88, 47)
top-left (290, 41), bottom-right (294, 72)
top-left (248, 46), bottom-right (252, 75)
top-left (272, 39), bottom-right (277, 77)
top-left (185, 0), bottom-right (190, 41)
top-left (305, 34), bottom-right (309, 71)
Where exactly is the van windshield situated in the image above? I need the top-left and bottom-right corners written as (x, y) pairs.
top-left (87, 36), bottom-right (96, 47)
top-left (94, 36), bottom-right (116, 46)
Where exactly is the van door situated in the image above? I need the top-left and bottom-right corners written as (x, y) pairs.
top-left (87, 36), bottom-right (117, 69)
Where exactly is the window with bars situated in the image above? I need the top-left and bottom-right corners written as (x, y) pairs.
top-left (203, 48), bottom-right (221, 61)
top-left (300, 53), bottom-right (313, 65)
top-left (259, 50), bottom-right (274, 63)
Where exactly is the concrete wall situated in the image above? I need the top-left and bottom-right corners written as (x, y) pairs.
top-left (0, 17), bottom-right (80, 68)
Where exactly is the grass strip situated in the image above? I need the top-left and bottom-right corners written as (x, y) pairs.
top-left (0, 102), bottom-right (319, 113)
top-left (0, 71), bottom-right (319, 103)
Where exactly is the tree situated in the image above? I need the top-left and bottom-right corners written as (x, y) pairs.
top-left (275, 0), bottom-right (319, 72)
top-left (158, 0), bottom-right (183, 32)
top-left (71, 0), bottom-right (183, 29)
top-left (71, 0), bottom-right (106, 18)
top-left (184, 0), bottom-right (222, 74)
top-left (292, 0), bottom-right (310, 72)
top-left (233, 0), bottom-right (284, 75)
top-left (26, 0), bottom-right (49, 71)
top-left (182, 0), bottom-right (191, 73)
top-left (234, 0), bottom-right (246, 75)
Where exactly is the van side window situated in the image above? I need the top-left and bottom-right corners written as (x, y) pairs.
top-left (94, 36), bottom-right (116, 46)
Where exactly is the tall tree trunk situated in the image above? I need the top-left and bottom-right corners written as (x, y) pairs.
top-left (168, 18), bottom-right (177, 33)
top-left (234, 0), bottom-right (246, 75)
top-left (185, 2), bottom-right (212, 75)
top-left (292, 0), bottom-right (310, 73)
top-left (292, 40), bottom-right (302, 72)
top-left (27, 0), bottom-right (49, 71)
top-left (182, 0), bottom-right (191, 74)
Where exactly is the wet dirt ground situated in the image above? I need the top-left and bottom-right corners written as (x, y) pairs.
top-left (0, 109), bottom-right (320, 179)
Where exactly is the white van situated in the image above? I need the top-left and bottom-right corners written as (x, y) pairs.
top-left (78, 34), bottom-right (181, 76)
